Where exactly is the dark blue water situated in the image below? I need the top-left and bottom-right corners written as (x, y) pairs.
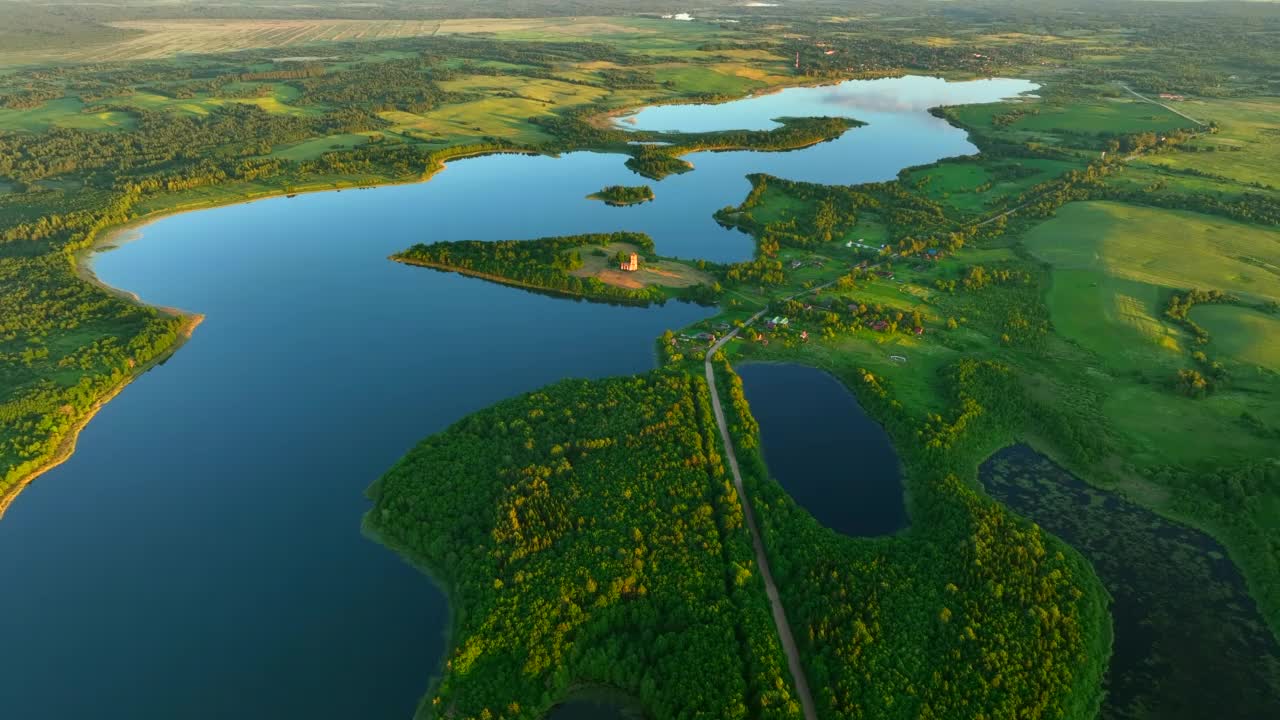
top-left (736, 363), bottom-right (906, 537)
top-left (0, 76), bottom-right (1030, 719)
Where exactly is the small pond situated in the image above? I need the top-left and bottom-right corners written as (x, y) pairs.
top-left (735, 363), bottom-right (906, 537)
top-left (981, 445), bottom-right (1280, 720)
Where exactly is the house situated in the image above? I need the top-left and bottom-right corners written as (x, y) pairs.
top-left (620, 252), bottom-right (639, 272)
top-left (914, 327), bottom-right (924, 336)
top-left (800, 330), bottom-right (809, 341)
top-left (872, 320), bottom-right (889, 332)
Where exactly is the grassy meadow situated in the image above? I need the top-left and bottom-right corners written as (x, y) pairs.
top-left (1135, 96), bottom-right (1280, 189)
top-left (1191, 304), bottom-right (1280, 372)
top-left (1026, 201), bottom-right (1280, 304)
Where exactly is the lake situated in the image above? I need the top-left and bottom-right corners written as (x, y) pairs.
top-left (735, 363), bottom-right (906, 537)
top-left (0, 75), bottom-right (1035, 719)
top-left (981, 445), bottom-right (1280, 720)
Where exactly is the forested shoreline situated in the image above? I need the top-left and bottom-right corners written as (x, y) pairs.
top-left (365, 370), bottom-right (804, 720)
top-left (3, 3), bottom-right (1279, 718)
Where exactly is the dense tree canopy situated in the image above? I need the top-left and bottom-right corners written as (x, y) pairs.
top-left (366, 370), bottom-right (802, 720)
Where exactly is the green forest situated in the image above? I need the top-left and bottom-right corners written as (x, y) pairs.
top-left (2, 1), bottom-right (1279, 718)
top-left (588, 185), bottom-right (654, 206)
top-left (365, 370), bottom-right (802, 720)
top-left (714, 360), bottom-right (1110, 720)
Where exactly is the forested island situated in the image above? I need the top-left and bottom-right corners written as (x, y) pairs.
top-left (393, 232), bottom-right (718, 306)
top-left (588, 184), bottom-right (654, 206)
top-left (624, 117), bottom-right (865, 179)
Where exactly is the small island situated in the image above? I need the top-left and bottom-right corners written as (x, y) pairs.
top-left (625, 116), bottom-right (865, 179)
top-left (392, 231), bottom-right (719, 305)
top-left (588, 184), bottom-right (655, 206)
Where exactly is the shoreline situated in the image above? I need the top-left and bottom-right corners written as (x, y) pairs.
top-left (0, 312), bottom-right (203, 519)
top-left (0, 146), bottom-right (550, 512)
top-left (391, 256), bottom-right (661, 306)
top-left (0, 70), bottom-right (1039, 515)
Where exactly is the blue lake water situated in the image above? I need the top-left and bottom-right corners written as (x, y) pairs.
top-left (736, 363), bottom-right (906, 537)
top-left (0, 76), bottom-right (1033, 719)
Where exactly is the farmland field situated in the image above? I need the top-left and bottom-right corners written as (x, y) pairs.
top-left (0, 16), bottom-right (728, 66)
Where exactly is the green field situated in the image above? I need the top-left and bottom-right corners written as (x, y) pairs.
top-left (0, 97), bottom-right (137, 132)
top-left (1038, 268), bottom-right (1184, 369)
top-left (270, 132), bottom-right (375, 161)
top-left (1136, 96), bottom-right (1280, 189)
top-left (950, 97), bottom-right (1195, 138)
top-left (1192, 304), bottom-right (1280, 372)
top-left (653, 65), bottom-right (764, 96)
top-left (1026, 201), bottom-right (1280, 303)
top-left (903, 158), bottom-right (1081, 213)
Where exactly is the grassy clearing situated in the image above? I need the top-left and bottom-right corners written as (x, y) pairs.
top-left (1040, 268), bottom-right (1184, 370)
top-left (1025, 201), bottom-right (1280, 303)
top-left (904, 158), bottom-right (1081, 213)
top-left (93, 88), bottom-right (317, 118)
top-left (1105, 383), bottom-right (1280, 468)
top-left (570, 242), bottom-right (712, 291)
top-left (0, 97), bottom-right (136, 133)
top-left (950, 97), bottom-right (1194, 138)
top-left (270, 133), bottom-right (377, 161)
top-left (1136, 96), bottom-right (1280, 189)
top-left (1191, 304), bottom-right (1280, 372)
top-left (406, 98), bottom-right (559, 144)
top-left (438, 75), bottom-right (608, 106)
top-left (653, 65), bottom-right (764, 97)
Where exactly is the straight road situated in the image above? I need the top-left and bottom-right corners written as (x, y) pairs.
top-left (703, 317), bottom-right (819, 720)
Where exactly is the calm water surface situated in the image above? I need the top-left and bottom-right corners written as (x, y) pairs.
top-left (736, 363), bottom-right (906, 536)
top-left (0, 76), bottom-right (1032, 719)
